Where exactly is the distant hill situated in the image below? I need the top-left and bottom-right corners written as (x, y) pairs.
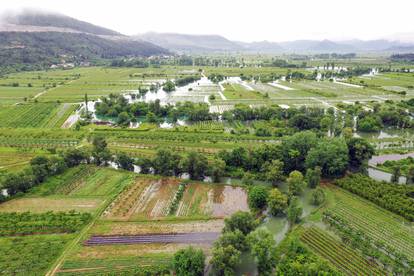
top-left (235, 40), bottom-right (284, 53)
top-left (3, 10), bottom-right (121, 36)
top-left (135, 32), bottom-right (243, 53)
top-left (0, 10), bottom-right (169, 71)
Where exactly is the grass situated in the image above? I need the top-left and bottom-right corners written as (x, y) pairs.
top-left (222, 83), bottom-right (265, 99)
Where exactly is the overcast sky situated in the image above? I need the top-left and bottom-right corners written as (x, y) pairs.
top-left (1, 0), bottom-right (413, 42)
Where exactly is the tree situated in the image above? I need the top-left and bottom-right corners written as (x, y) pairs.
top-left (310, 187), bottom-right (325, 206)
top-left (215, 229), bottom-right (248, 252)
top-left (91, 136), bottom-right (111, 166)
top-left (267, 188), bottom-right (288, 216)
top-left (62, 148), bottom-right (89, 167)
top-left (116, 153), bottom-right (134, 171)
top-left (247, 228), bottom-right (278, 275)
top-left (281, 131), bottom-right (318, 172)
top-left (305, 166), bottom-right (321, 189)
top-left (287, 196), bottom-right (302, 224)
top-left (180, 151), bottom-right (208, 180)
top-left (305, 138), bottom-right (349, 177)
top-left (223, 211), bottom-right (257, 235)
top-left (248, 186), bottom-right (269, 210)
top-left (287, 171), bottom-right (305, 196)
top-left (152, 149), bottom-right (181, 176)
top-left (163, 80), bottom-right (176, 92)
top-left (173, 246), bottom-right (205, 276)
top-left (407, 166), bottom-right (414, 184)
top-left (262, 160), bottom-right (284, 186)
top-left (117, 111), bottom-right (130, 126)
top-left (209, 157), bottom-right (226, 183)
top-left (210, 245), bottom-right (241, 276)
top-left (347, 138), bottom-right (374, 170)
top-left (136, 158), bottom-right (152, 174)
top-left (391, 166), bottom-right (401, 183)
top-left (241, 172), bottom-right (255, 186)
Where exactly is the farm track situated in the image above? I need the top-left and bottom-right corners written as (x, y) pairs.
top-left (84, 232), bottom-right (220, 246)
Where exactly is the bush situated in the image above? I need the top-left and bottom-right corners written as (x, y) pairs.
top-left (173, 246), bottom-right (205, 276)
top-left (248, 186), bottom-right (269, 210)
top-left (310, 188), bottom-right (326, 206)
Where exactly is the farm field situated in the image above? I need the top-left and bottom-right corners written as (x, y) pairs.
top-left (323, 185), bottom-right (414, 262)
top-left (104, 177), bottom-right (249, 220)
top-left (0, 234), bottom-right (75, 275)
top-left (0, 147), bottom-right (49, 173)
top-left (300, 227), bottom-right (386, 275)
top-left (222, 82), bottom-right (265, 99)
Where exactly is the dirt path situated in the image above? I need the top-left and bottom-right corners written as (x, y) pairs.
top-left (84, 232), bottom-right (220, 246)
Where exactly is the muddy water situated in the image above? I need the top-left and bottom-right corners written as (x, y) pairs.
top-left (368, 152), bottom-right (414, 183)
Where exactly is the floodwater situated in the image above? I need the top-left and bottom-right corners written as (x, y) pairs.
top-left (368, 152), bottom-right (414, 183)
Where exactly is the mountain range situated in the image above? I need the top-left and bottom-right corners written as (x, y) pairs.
top-left (135, 33), bottom-right (414, 54)
top-left (1, 9), bottom-right (414, 70)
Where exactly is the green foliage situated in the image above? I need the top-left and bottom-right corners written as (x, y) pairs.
top-left (0, 234), bottom-right (73, 275)
top-left (263, 160), bottom-right (285, 185)
top-left (215, 229), bottom-right (248, 252)
top-left (335, 174), bottom-right (414, 221)
top-left (115, 152), bottom-right (134, 171)
top-left (276, 239), bottom-right (340, 275)
top-left (223, 211), bottom-right (257, 235)
top-left (248, 185), bottom-right (269, 210)
top-left (287, 196), bottom-right (302, 224)
top-left (210, 245), bottom-right (241, 276)
top-left (305, 138), bottom-right (349, 177)
top-left (0, 211), bottom-right (91, 236)
top-left (209, 157), bottom-right (226, 183)
top-left (310, 187), bottom-right (326, 206)
top-left (287, 170), bottom-right (305, 196)
top-left (163, 80), bottom-right (176, 92)
top-left (281, 131), bottom-right (318, 172)
top-left (180, 151), bottom-right (208, 180)
top-left (247, 228), bottom-right (278, 275)
top-left (347, 138), bottom-right (374, 169)
top-left (305, 166), bottom-right (321, 188)
top-left (267, 188), bottom-right (288, 216)
top-left (173, 246), bottom-right (205, 276)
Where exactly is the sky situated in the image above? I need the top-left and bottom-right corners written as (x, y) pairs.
top-left (1, 0), bottom-right (414, 42)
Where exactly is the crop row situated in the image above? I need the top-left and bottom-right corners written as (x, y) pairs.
top-left (0, 103), bottom-right (59, 128)
top-left (0, 138), bottom-right (79, 148)
top-left (323, 211), bottom-right (414, 273)
top-left (0, 211), bottom-right (91, 236)
top-left (300, 227), bottom-right (385, 275)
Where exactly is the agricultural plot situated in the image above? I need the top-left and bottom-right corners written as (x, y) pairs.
top-left (0, 197), bottom-right (103, 213)
top-left (36, 67), bottom-right (186, 103)
top-left (0, 147), bottom-right (46, 173)
top-left (0, 234), bottom-right (75, 276)
top-left (0, 103), bottom-right (61, 128)
top-left (176, 184), bottom-right (249, 218)
top-left (0, 86), bottom-right (43, 104)
top-left (300, 227), bottom-right (386, 275)
top-left (222, 83), bottom-right (264, 99)
top-left (104, 178), bottom-right (181, 220)
top-left (56, 254), bottom-right (173, 275)
top-left (324, 186), bottom-right (414, 262)
top-left (104, 178), bottom-right (249, 220)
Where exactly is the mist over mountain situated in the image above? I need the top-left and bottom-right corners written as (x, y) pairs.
top-left (134, 32), bottom-right (243, 53)
top-left (136, 32), bottom-right (414, 54)
top-left (2, 9), bottom-right (122, 36)
top-left (0, 10), bottom-right (169, 71)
